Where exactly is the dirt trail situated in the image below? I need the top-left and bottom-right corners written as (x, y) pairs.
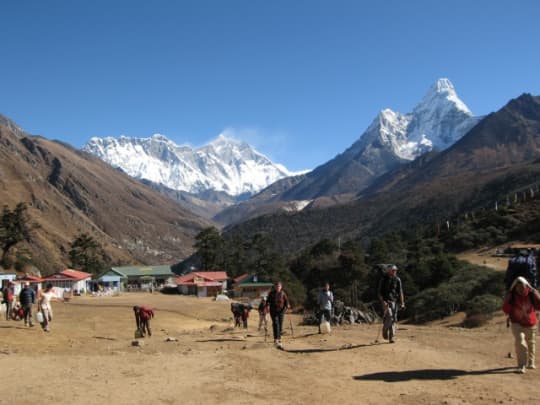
top-left (1, 294), bottom-right (538, 404)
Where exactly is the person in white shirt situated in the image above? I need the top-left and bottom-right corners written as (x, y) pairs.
top-left (38, 283), bottom-right (62, 332)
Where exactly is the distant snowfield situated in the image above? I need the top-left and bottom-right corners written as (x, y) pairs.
top-left (84, 133), bottom-right (299, 197)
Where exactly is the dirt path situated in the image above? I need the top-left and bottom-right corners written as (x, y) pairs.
top-left (1, 293), bottom-right (538, 404)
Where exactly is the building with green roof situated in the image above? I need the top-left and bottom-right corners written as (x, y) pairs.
top-left (97, 265), bottom-right (174, 292)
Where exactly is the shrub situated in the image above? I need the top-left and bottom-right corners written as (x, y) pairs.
top-left (462, 313), bottom-right (492, 328)
top-left (465, 294), bottom-right (502, 317)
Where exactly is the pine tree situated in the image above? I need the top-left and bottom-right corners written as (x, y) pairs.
top-left (194, 227), bottom-right (224, 270)
top-left (0, 203), bottom-right (36, 267)
top-left (69, 233), bottom-right (105, 276)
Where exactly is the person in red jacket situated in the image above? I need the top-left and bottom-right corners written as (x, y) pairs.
top-left (137, 305), bottom-right (154, 337)
top-left (502, 276), bottom-right (540, 373)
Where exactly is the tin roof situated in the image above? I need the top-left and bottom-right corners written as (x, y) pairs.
top-left (110, 265), bottom-right (174, 277)
top-left (175, 271), bottom-right (228, 285)
top-left (42, 269), bottom-right (91, 282)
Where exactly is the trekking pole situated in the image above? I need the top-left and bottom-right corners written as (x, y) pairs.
top-left (373, 302), bottom-right (387, 344)
top-left (287, 311), bottom-right (294, 338)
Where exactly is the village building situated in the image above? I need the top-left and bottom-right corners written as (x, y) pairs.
top-left (0, 269), bottom-right (17, 289)
top-left (232, 273), bottom-right (273, 298)
top-left (175, 271), bottom-right (228, 297)
top-left (103, 265), bottom-right (175, 292)
top-left (41, 269), bottom-right (92, 295)
top-left (15, 274), bottom-right (43, 295)
top-left (95, 268), bottom-right (125, 293)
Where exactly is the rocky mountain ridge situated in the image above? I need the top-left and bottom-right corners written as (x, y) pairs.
top-left (84, 133), bottom-right (296, 198)
top-left (0, 120), bottom-right (211, 274)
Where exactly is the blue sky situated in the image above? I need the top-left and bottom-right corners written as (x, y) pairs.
top-left (1, 0), bottom-right (539, 172)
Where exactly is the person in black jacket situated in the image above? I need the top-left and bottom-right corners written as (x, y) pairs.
top-left (19, 282), bottom-right (36, 327)
top-left (265, 281), bottom-right (290, 348)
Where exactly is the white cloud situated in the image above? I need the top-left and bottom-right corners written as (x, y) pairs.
top-left (215, 126), bottom-right (291, 163)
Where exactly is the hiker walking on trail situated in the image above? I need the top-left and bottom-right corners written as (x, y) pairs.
top-left (504, 249), bottom-right (537, 290)
top-left (38, 283), bottom-right (62, 332)
top-left (317, 282), bottom-right (334, 334)
top-left (266, 281), bottom-right (290, 348)
top-left (2, 282), bottom-right (15, 321)
top-left (502, 276), bottom-right (540, 373)
top-left (258, 296), bottom-right (269, 332)
top-left (19, 282), bottom-right (36, 327)
top-left (377, 265), bottom-right (405, 343)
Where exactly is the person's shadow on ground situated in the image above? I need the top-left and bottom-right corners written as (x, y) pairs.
top-left (0, 324), bottom-right (28, 330)
top-left (353, 367), bottom-right (516, 382)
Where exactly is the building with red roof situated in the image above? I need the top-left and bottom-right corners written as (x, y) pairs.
top-left (175, 271), bottom-right (228, 297)
top-left (41, 269), bottom-right (92, 294)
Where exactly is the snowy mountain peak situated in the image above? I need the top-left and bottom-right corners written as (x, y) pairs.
top-left (417, 78), bottom-right (472, 115)
top-left (432, 78), bottom-right (455, 94)
top-left (356, 78), bottom-right (480, 161)
top-left (83, 133), bottom-right (295, 197)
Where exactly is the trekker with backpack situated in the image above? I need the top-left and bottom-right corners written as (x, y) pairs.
top-left (377, 265), bottom-right (405, 343)
top-left (502, 276), bottom-right (540, 373)
top-left (504, 249), bottom-right (537, 290)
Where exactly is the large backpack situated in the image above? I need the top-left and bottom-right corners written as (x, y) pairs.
top-left (505, 256), bottom-right (537, 289)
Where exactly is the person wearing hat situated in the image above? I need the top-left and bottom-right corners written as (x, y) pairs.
top-left (377, 265), bottom-right (405, 343)
top-left (502, 276), bottom-right (540, 373)
top-left (2, 282), bottom-right (15, 321)
top-left (19, 282), bottom-right (36, 327)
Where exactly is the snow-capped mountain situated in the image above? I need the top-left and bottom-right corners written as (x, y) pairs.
top-left (83, 133), bottom-right (295, 196)
top-left (357, 78), bottom-right (479, 161)
top-left (245, 78), bottom-right (482, 203)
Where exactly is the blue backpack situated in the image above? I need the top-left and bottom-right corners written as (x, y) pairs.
top-left (504, 255), bottom-right (537, 289)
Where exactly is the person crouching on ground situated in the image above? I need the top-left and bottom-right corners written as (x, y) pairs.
top-left (266, 281), bottom-right (290, 348)
top-left (38, 283), bottom-right (62, 332)
top-left (138, 305), bottom-right (154, 337)
top-left (503, 276), bottom-right (540, 373)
